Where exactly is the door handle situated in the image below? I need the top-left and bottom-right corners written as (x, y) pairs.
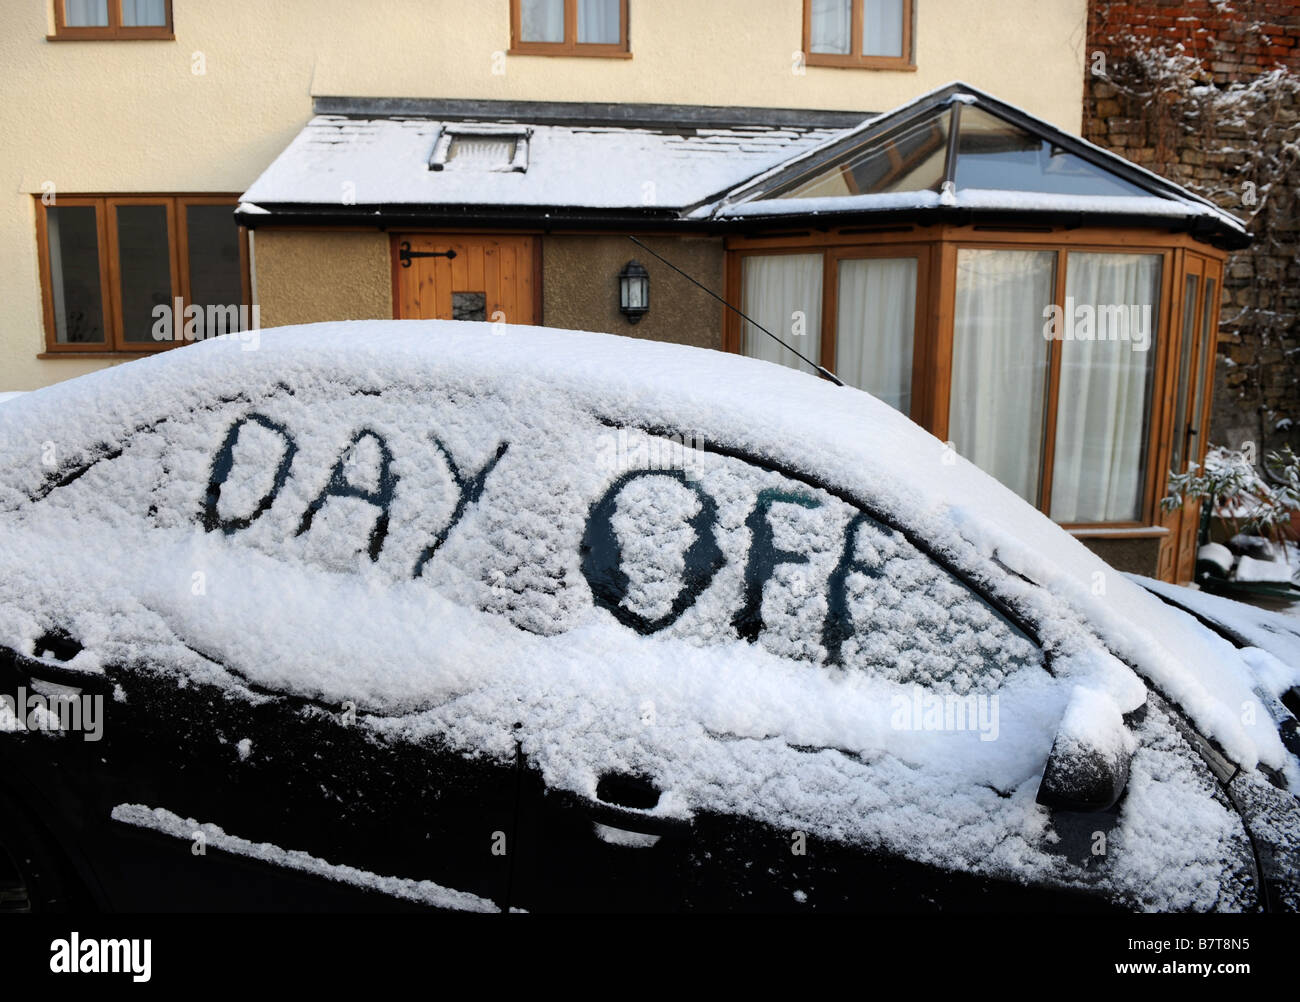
top-left (585, 800), bottom-right (692, 839)
top-left (580, 773), bottom-right (692, 841)
top-left (398, 242), bottom-right (458, 268)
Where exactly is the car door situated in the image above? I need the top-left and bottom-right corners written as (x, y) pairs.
top-left (500, 423), bottom-right (1091, 912)
top-left (0, 386), bottom-right (522, 911)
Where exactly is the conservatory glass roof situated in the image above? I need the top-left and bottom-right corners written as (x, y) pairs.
top-left (769, 101), bottom-right (1150, 201)
top-left (711, 82), bottom-right (1246, 247)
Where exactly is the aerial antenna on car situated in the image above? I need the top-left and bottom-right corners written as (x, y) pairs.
top-left (627, 236), bottom-right (844, 387)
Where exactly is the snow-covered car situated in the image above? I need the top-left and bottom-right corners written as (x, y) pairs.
top-left (0, 320), bottom-right (1297, 913)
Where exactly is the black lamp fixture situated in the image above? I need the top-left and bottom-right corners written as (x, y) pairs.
top-left (618, 259), bottom-right (650, 324)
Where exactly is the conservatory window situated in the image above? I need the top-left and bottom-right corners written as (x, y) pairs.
top-left (1049, 253), bottom-right (1162, 523)
top-left (835, 256), bottom-right (917, 414)
top-left (739, 250), bottom-right (921, 417)
top-left (948, 249), bottom-right (1161, 524)
top-left (740, 254), bottom-right (824, 371)
top-left (949, 250), bottom-right (1054, 506)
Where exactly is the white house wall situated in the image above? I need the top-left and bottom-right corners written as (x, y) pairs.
top-left (0, 0), bottom-right (1087, 389)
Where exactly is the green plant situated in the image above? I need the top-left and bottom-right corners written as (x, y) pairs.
top-left (1163, 445), bottom-right (1300, 544)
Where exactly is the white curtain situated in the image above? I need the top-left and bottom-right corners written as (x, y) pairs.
top-left (950, 249), bottom-right (1054, 505)
top-left (1050, 253), bottom-right (1161, 523)
top-left (65, 0), bottom-right (108, 26)
top-left (835, 257), bottom-right (916, 414)
top-left (578, 0), bottom-right (621, 44)
top-left (862, 0), bottom-right (905, 57)
top-left (121, 0), bottom-right (166, 26)
top-left (742, 254), bottom-right (823, 375)
top-left (810, 0), bottom-right (852, 54)
top-left (521, 0), bottom-right (564, 42)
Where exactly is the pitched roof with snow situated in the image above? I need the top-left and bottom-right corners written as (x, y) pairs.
top-left (237, 83), bottom-right (1249, 248)
top-left (240, 114), bottom-right (847, 213)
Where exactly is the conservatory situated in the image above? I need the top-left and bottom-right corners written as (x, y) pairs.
top-left (235, 82), bottom-right (1248, 581)
top-left (709, 83), bottom-right (1248, 581)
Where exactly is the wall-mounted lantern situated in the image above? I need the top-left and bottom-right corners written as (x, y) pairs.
top-left (618, 259), bottom-right (650, 324)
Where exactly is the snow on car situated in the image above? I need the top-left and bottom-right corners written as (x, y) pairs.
top-left (0, 319), bottom-right (1296, 912)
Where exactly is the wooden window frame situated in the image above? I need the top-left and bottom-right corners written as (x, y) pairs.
top-left (35, 194), bottom-right (250, 357)
top-left (723, 225), bottom-right (1222, 532)
top-left (106, 197), bottom-right (182, 352)
top-left (509, 0), bottom-right (631, 58)
top-left (942, 241), bottom-right (1172, 531)
top-left (802, 0), bottom-right (915, 71)
top-left (822, 244), bottom-right (931, 417)
top-left (49, 0), bottom-right (174, 40)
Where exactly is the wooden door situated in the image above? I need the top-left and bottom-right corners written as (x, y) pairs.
top-left (395, 235), bottom-right (538, 326)
top-left (1159, 254), bottom-right (1221, 583)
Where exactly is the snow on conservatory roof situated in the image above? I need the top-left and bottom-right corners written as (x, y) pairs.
top-left (701, 82), bottom-right (1249, 245)
top-left (236, 84), bottom-right (1248, 247)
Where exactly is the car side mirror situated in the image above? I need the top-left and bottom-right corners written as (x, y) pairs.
top-left (1036, 687), bottom-right (1135, 813)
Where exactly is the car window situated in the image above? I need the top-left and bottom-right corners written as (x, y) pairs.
top-left (582, 437), bottom-right (1043, 693)
top-left (15, 386), bottom-right (1042, 695)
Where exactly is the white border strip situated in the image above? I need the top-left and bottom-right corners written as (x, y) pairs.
top-left (111, 803), bottom-right (499, 913)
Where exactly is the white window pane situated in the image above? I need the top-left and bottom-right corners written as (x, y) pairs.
top-left (520, 0), bottom-right (565, 42)
top-left (741, 254), bottom-right (823, 375)
top-left (810, 0), bottom-right (852, 54)
top-left (1050, 253), bottom-right (1162, 523)
top-left (578, 0), bottom-right (620, 44)
top-left (835, 257), bottom-right (916, 415)
top-left (121, 0), bottom-right (167, 26)
top-left (65, 0), bottom-right (108, 27)
top-left (950, 249), bottom-right (1054, 506)
top-left (862, 0), bottom-right (905, 57)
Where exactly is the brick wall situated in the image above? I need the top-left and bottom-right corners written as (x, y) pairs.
top-left (1090, 1), bottom-right (1300, 82)
top-left (1085, 0), bottom-right (1300, 457)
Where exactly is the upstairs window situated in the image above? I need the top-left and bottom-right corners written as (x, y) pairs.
top-left (51, 0), bottom-right (173, 40)
top-left (804, 0), bottom-right (912, 69)
top-left (511, 0), bottom-right (629, 57)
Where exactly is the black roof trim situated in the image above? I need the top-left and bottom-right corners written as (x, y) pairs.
top-left (311, 95), bottom-right (873, 131)
top-left (235, 202), bottom-right (710, 233)
top-left (235, 201), bottom-right (1250, 249)
top-left (713, 205), bottom-right (1251, 251)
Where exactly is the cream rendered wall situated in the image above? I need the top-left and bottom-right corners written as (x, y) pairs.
top-left (0, 0), bottom-right (1087, 390)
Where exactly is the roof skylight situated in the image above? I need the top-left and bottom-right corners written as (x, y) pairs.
top-left (429, 125), bottom-right (531, 173)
